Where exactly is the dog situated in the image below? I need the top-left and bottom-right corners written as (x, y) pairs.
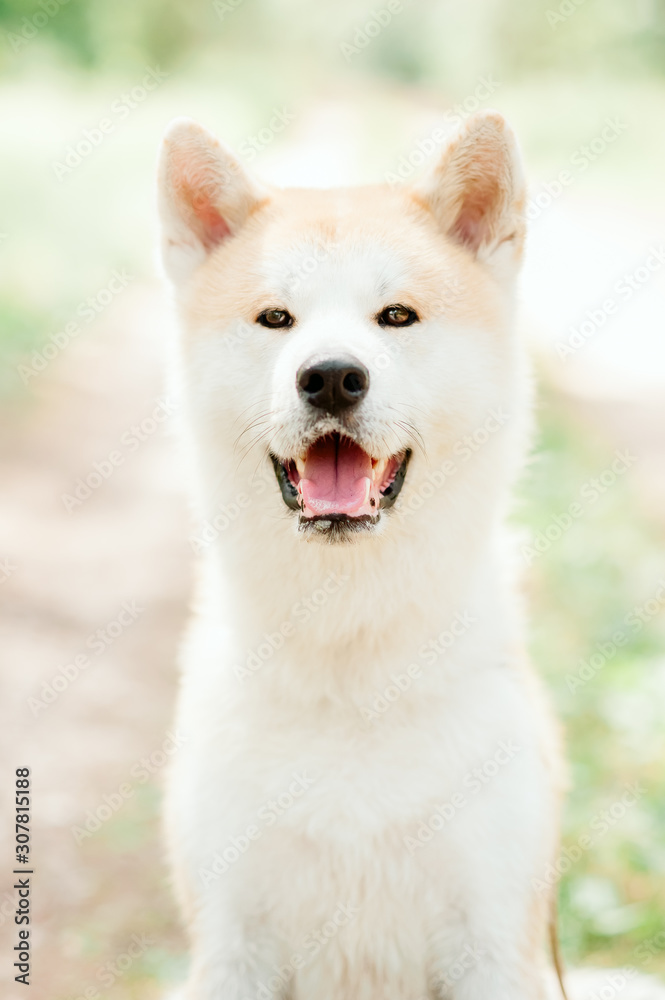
top-left (156, 109), bottom-right (566, 1000)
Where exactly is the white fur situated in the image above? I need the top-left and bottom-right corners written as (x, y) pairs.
top-left (158, 112), bottom-right (565, 1000)
top-left (167, 968), bottom-right (665, 1000)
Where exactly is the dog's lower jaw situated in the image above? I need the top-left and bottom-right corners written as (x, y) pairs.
top-left (297, 511), bottom-right (381, 542)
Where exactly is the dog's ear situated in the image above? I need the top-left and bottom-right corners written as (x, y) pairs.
top-left (412, 110), bottom-right (526, 267)
top-left (157, 118), bottom-right (269, 284)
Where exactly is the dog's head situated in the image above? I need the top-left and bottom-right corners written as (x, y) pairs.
top-left (158, 112), bottom-right (527, 545)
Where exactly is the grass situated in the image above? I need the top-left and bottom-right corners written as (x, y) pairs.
top-left (517, 381), bottom-right (665, 975)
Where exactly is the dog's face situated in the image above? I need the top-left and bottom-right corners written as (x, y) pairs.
top-left (158, 112), bottom-right (527, 543)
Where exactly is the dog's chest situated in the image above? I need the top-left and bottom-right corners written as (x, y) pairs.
top-left (216, 675), bottom-right (526, 842)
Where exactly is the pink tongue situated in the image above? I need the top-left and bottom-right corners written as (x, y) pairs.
top-left (300, 437), bottom-right (372, 515)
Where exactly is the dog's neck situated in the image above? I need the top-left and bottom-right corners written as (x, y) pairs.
top-left (195, 436), bottom-right (522, 696)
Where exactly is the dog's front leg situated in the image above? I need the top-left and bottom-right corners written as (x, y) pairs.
top-left (423, 778), bottom-right (556, 1000)
top-left (429, 945), bottom-right (548, 1000)
top-left (425, 876), bottom-right (550, 1000)
top-left (180, 925), bottom-right (287, 1000)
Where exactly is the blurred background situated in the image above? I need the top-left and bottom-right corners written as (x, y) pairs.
top-left (1, 0), bottom-right (664, 997)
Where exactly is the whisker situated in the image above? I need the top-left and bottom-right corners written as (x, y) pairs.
top-left (233, 413), bottom-right (273, 454)
top-left (392, 401), bottom-right (428, 417)
top-left (396, 419), bottom-right (427, 459)
top-left (235, 428), bottom-right (272, 470)
top-left (231, 394), bottom-right (275, 428)
top-left (385, 403), bottom-right (427, 459)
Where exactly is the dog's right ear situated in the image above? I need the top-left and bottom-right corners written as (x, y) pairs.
top-left (157, 118), bottom-right (269, 285)
top-left (411, 110), bottom-right (526, 270)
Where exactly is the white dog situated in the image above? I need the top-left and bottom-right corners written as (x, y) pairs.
top-left (157, 109), bottom-right (566, 1000)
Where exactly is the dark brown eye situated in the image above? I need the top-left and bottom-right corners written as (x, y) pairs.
top-left (377, 305), bottom-right (419, 328)
top-left (257, 308), bottom-right (294, 329)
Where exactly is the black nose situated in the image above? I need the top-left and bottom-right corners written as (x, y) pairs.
top-left (297, 357), bottom-right (369, 415)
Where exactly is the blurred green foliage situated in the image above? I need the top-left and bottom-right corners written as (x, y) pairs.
top-left (62, 784), bottom-right (188, 1000)
top-left (517, 384), bottom-right (665, 974)
top-left (1, 0), bottom-right (665, 81)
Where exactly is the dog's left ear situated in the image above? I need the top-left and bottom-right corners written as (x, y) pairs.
top-left (412, 110), bottom-right (526, 269)
top-left (157, 117), bottom-right (269, 285)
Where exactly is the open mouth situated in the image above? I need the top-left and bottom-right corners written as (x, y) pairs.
top-left (271, 433), bottom-right (410, 536)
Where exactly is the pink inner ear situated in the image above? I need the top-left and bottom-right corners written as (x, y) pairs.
top-left (452, 177), bottom-right (499, 254)
top-left (171, 150), bottom-right (231, 251)
top-left (453, 209), bottom-right (486, 253)
top-left (195, 197), bottom-right (231, 249)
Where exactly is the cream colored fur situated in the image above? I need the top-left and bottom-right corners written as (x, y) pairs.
top-left (157, 110), bottom-right (566, 1000)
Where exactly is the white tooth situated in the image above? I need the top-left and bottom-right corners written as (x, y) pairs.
top-left (296, 458), bottom-right (306, 477)
top-left (363, 477), bottom-right (371, 504)
top-left (372, 459), bottom-right (387, 483)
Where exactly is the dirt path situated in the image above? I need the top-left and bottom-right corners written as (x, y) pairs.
top-left (0, 283), bottom-right (191, 1000)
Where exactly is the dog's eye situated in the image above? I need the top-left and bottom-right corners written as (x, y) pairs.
top-left (257, 309), bottom-right (294, 329)
top-left (377, 305), bottom-right (419, 328)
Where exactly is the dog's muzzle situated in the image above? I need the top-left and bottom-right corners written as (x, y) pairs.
top-left (271, 432), bottom-right (410, 538)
